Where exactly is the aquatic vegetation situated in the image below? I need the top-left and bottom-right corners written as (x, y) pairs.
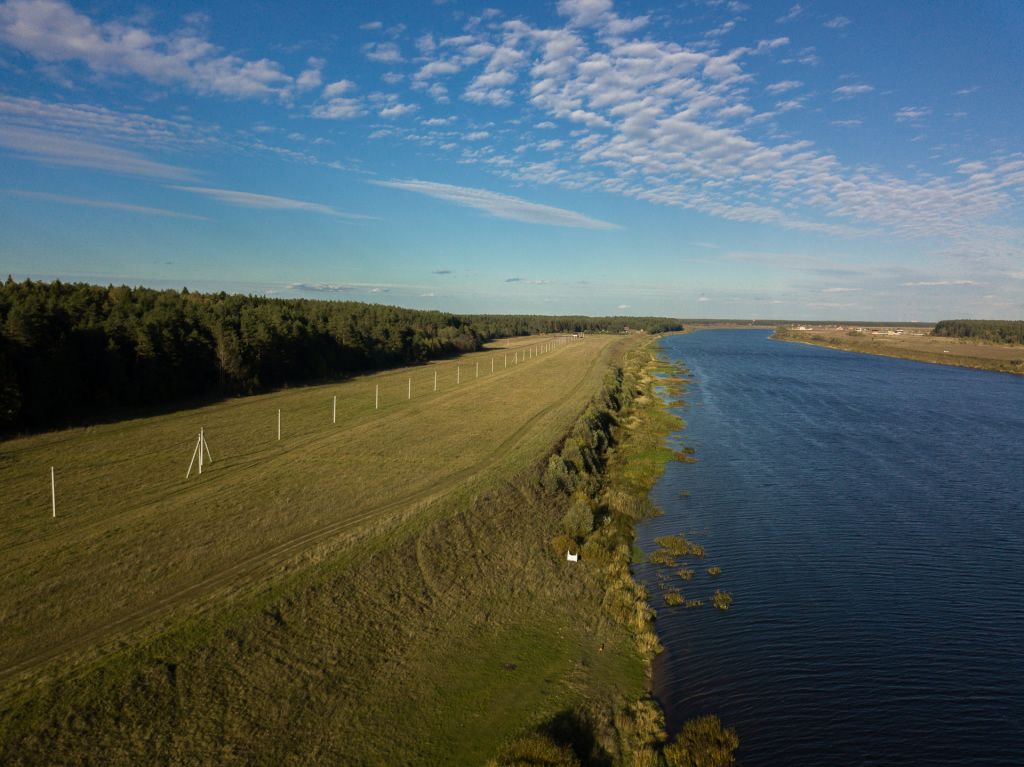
top-left (685, 599), bottom-right (703, 609)
top-left (648, 550), bottom-right (677, 567)
top-left (707, 566), bottom-right (722, 577)
top-left (677, 568), bottom-right (695, 581)
top-left (712, 590), bottom-right (733, 611)
top-left (655, 535), bottom-right (691, 556)
top-left (664, 590), bottom-right (684, 606)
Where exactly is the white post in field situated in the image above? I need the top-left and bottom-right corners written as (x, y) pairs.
top-left (50, 466), bottom-right (55, 518)
top-left (504, 354), bottom-right (507, 368)
top-left (457, 366), bottom-right (461, 384)
top-left (333, 395), bottom-right (337, 424)
top-left (491, 358), bottom-right (494, 373)
top-left (434, 370), bottom-right (438, 391)
top-left (277, 409), bottom-right (281, 441)
top-left (408, 377), bottom-right (411, 400)
top-left (198, 427), bottom-right (204, 474)
top-left (476, 362), bottom-right (479, 378)
top-left (375, 384), bottom-right (379, 410)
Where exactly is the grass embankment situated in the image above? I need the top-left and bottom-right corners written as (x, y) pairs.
top-left (1, 334), bottom-right (735, 765)
top-left (772, 326), bottom-right (1024, 376)
top-left (1, 334), bottom-right (647, 763)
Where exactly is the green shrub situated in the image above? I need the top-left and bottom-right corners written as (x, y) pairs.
top-left (712, 591), bottom-right (732, 611)
top-left (662, 715), bottom-right (739, 767)
top-left (560, 495), bottom-right (594, 539)
top-left (550, 534), bottom-right (576, 559)
top-left (489, 733), bottom-right (581, 767)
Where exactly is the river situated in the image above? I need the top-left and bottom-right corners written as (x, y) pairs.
top-left (637, 329), bottom-right (1024, 766)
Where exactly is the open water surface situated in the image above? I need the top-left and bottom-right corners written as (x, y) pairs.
top-left (638, 329), bottom-right (1024, 766)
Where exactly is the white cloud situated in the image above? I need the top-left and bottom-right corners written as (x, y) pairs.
top-left (833, 84), bottom-right (873, 99)
top-left (363, 41), bottom-right (403, 63)
top-left (311, 98), bottom-right (364, 119)
top-left (373, 178), bottom-right (620, 229)
top-left (616, 303), bottom-right (630, 309)
top-left (0, 0), bottom-right (296, 98)
top-left (359, 21), bottom-right (383, 30)
top-left (0, 125), bottom-right (194, 178)
top-left (557, 0), bottom-right (613, 27)
top-left (296, 57), bottom-right (324, 91)
top-left (379, 102), bottom-right (418, 118)
top-left (322, 79), bottom-right (355, 98)
top-left (901, 280), bottom-right (980, 287)
top-left (776, 4), bottom-right (802, 23)
top-left (289, 282), bottom-right (354, 292)
top-left (822, 287), bottom-right (860, 293)
top-left (170, 186), bottom-right (375, 219)
top-left (465, 130), bottom-right (490, 140)
top-left (3, 188), bottom-right (207, 219)
top-left (765, 80), bottom-right (803, 95)
top-left (895, 106), bottom-right (931, 122)
top-left (537, 139), bottom-right (564, 151)
top-left (823, 16), bottom-right (851, 29)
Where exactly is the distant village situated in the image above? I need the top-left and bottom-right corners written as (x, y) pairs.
top-left (791, 324), bottom-right (929, 336)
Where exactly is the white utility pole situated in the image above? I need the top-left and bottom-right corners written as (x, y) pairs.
top-left (408, 377), bottom-right (411, 400)
top-left (277, 409), bottom-right (281, 440)
top-left (333, 395), bottom-right (337, 424)
top-left (457, 366), bottom-right (461, 384)
top-left (375, 384), bottom-right (379, 410)
top-left (186, 428), bottom-right (212, 478)
top-left (434, 370), bottom-right (437, 391)
top-left (50, 467), bottom-right (55, 518)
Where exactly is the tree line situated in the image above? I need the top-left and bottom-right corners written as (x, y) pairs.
top-left (932, 319), bottom-right (1024, 345)
top-left (0, 279), bottom-right (682, 431)
top-left (462, 313), bottom-right (683, 337)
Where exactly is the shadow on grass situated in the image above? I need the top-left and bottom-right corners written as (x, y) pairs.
top-left (543, 709), bottom-right (613, 767)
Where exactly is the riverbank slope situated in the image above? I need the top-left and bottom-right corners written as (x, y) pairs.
top-left (772, 325), bottom-right (1024, 376)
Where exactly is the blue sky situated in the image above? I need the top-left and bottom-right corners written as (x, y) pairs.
top-left (1, 0), bottom-right (1022, 320)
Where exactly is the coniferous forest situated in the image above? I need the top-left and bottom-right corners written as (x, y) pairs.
top-left (0, 279), bottom-right (682, 431)
top-left (932, 319), bottom-right (1024, 345)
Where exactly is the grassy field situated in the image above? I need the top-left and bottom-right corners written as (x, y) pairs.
top-left (773, 325), bottom-right (1024, 376)
top-left (0, 332), bottom-right (667, 764)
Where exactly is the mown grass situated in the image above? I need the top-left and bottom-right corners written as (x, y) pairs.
top-left (0, 334), bottom-right (592, 687)
top-left (1, 333), bottom-right (659, 764)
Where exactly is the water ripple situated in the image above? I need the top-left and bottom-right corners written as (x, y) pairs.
top-left (638, 330), bottom-right (1024, 766)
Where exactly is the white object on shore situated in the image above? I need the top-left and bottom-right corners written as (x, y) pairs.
top-left (566, 550), bottom-right (578, 563)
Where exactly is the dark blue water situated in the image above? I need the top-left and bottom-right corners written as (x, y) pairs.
top-left (638, 330), bottom-right (1024, 767)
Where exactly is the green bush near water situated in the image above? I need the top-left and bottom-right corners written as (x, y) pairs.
top-left (662, 715), bottom-right (739, 767)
